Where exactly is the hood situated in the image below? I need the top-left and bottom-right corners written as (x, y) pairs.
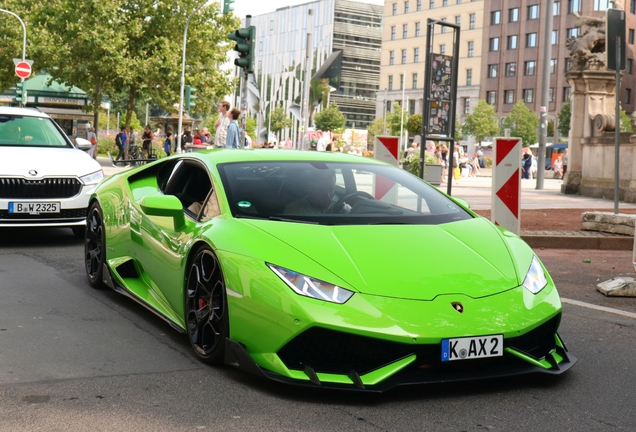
top-left (244, 217), bottom-right (520, 301)
top-left (0, 146), bottom-right (102, 178)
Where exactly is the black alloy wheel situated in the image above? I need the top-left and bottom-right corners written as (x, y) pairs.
top-left (186, 247), bottom-right (228, 364)
top-left (85, 201), bottom-right (106, 288)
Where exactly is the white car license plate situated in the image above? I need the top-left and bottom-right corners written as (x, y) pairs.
top-left (9, 202), bottom-right (61, 215)
top-left (441, 335), bottom-right (503, 362)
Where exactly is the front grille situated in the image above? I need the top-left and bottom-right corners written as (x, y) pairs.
top-left (0, 177), bottom-right (82, 199)
top-left (0, 208), bottom-right (87, 220)
top-left (278, 317), bottom-right (561, 375)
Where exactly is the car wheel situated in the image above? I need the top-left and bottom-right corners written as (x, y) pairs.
top-left (72, 226), bottom-right (85, 238)
top-left (85, 201), bottom-right (106, 289)
top-left (186, 246), bottom-right (228, 364)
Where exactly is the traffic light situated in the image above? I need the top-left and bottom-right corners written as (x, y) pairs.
top-left (228, 26), bottom-right (255, 74)
top-left (14, 82), bottom-right (26, 105)
top-left (185, 85), bottom-right (197, 110)
top-left (223, 0), bottom-right (234, 14)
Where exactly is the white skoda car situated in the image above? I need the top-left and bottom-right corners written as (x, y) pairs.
top-left (0, 107), bottom-right (103, 237)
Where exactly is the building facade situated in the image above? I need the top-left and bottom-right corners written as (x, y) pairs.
top-left (377, 0), bottom-right (485, 129)
top-left (246, 0), bottom-right (382, 141)
top-left (481, 0), bottom-right (636, 130)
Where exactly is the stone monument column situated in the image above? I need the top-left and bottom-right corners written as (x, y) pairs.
top-left (563, 70), bottom-right (617, 194)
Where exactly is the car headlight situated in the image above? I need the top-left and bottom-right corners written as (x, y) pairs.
top-left (268, 264), bottom-right (354, 304)
top-left (522, 255), bottom-right (548, 294)
top-left (80, 170), bottom-right (104, 185)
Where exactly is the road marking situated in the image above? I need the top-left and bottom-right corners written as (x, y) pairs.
top-left (562, 297), bottom-right (636, 320)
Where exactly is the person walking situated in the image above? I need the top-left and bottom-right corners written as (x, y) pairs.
top-left (141, 125), bottom-right (154, 159)
top-left (214, 101), bottom-right (231, 148)
top-left (87, 127), bottom-right (97, 159)
top-left (164, 132), bottom-right (172, 157)
top-left (114, 127), bottom-right (127, 166)
top-left (226, 108), bottom-right (240, 149)
top-left (522, 148), bottom-right (533, 180)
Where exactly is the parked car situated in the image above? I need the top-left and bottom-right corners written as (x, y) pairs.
top-left (0, 107), bottom-right (103, 237)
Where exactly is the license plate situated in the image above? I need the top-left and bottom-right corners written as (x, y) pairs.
top-left (8, 202), bottom-right (60, 214)
top-left (441, 335), bottom-right (503, 362)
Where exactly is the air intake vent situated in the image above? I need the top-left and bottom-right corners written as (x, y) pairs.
top-left (0, 177), bottom-right (82, 199)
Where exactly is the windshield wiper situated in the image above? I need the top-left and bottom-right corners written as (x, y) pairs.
top-left (268, 216), bottom-right (319, 224)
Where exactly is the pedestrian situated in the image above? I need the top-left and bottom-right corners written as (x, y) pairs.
top-left (226, 108), bottom-right (240, 148)
top-left (193, 129), bottom-right (203, 145)
top-left (114, 126), bottom-right (127, 166)
top-left (471, 153), bottom-right (481, 177)
top-left (201, 127), bottom-right (210, 144)
top-left (214, 101), bottom-right (231, 148)
top-left (563, 148), bottom-right (568, 177)
top-left (87, 127), bottom-right (97, 159)
top-left (164, 132), bottom-right (172, 157)
top-left (128, 127), bottom-right (136, 160)
top-left (522, 148), bottom-right (533, 180)
top-left (316, 132), bottom-right (326, 151)
top-left (142, 124), bottom-right (154, 159)
top-left (182, 129), bottom-right (193, 151)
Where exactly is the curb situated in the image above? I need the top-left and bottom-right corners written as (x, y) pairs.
top-left (521, 231), bottom-right (633, 250)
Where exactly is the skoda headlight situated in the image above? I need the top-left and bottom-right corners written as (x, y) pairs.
top-left (268, 264), bottom-right (354, 304)
top-left (80, 170), bottom-right (104, 185)
top-left (522, 256), bottom-right (548, 294)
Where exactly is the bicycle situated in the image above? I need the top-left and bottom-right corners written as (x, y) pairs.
top-left (128, 143), bottom-right (142, 166)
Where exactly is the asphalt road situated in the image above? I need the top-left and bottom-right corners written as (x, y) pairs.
top-left (1, 228), bottom-right (635, 431)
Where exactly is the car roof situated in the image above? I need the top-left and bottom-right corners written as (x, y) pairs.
top-left (0, 106), bottom-right (50, 118)
top-left (187, 149), bottom-right (384, 166)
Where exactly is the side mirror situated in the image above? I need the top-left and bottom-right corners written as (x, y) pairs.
top-left (140, 195), bottom-right (186, 231)
top-left (452, 197), bottom-right (471, 209)
top-left (75, 137), bottom-right (92, 151)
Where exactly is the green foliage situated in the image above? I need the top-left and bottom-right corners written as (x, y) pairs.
top-left (502, 101), bottom-right (539, 147)
top-left (461, 99), bottom-right (499, 144)
top-left (386, 102), bottom-right (409, 136)
top-left (557, 103), bottom-right (571, 138)
top-left (401, 150), bottom-right (437, 176)
top-left (406, 114), bottom-right (422, 137)
top-left (246, 116), bottom-right (257, 140)
top-left (620, 107), bottom-right (633, 132)
top-left (267, 105), bottom-right (293, 136)
top-left (314, 102), bottom-right (347, 132)
top-left (366, 118), bottom-right (384, 148)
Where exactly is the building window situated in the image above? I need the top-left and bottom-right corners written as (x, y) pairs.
top-left (441, 18), bottom-right (448, 33)
top-left (549, 88), bottom-right (555, 102)
top-left (405, 1), bottom-right (410, 13)
top-left (402, 49), bottom-right (407, 63)
top-left (507, 35), bottom-right (518, 49)
top-left (455, 16), bottom-right (461, 25)
top-left (463, 97), bottom-right (471, 114)
top-left (554, 2), bottom-right (561, 15)
top-left (440, 44), bottom-right (446, 55)
top-left (526, 33), bottom-right (538, 47)
top-left (563, 87), bottom-right (571, 101)
top-left (430, 0), bottom-right (435, 9)
top-left (569, 0), bottom-right (581, 13)
top-left (487, 91), bottom-right (497, 105)
top-left (509, 8), bottom-right (519, 22)
top-left (505, 90), bottom-right (515, 104)
top-left (391, 26), bottom-right (396, 40)
top-left (489, 37), bottom-right (499, 51)
top-left (491, 10), bottom-right (501, 25)
top-left (417, 0), bottom-right (422, 11)
top-left (414, 47), bottom-right (420, 62)
top-left (506, 62), bottom-right (517, 76)
top-left (523, 89), bottom-right (534, 103)
top-left (567, 28), bottom-right (579, 38)
top-left (403, 24), bottom-right (408, 39)
top-left (628, 58), bottom-right (633, 74)
top-left (389, 51), bottom-right (395, 65)
top-left (468, 41), bottom-right (474, 57)
top-left (416, 22), bottom-right (421, 37)
top-left (632, 0), bottom-right (635, 13)
top-left (388, 76), bottom-right (393, 90)
top-left (412, 73), bottom-right (418, 89)
top-left (627, 88), bottom-right (632, 104)
top-left (488, 64), bottom-right (499, 78)
top-left (551, 59), bottom-right (557, 73)
top-left (525, 61), bottom-right (537, 75)
top-left (593, 0), bottom-right (610, 10)
top-left (466, 69), bottom-right (472, 86)
top-left (565, 59), bottom-right (572, 72)
top-left (443, 0), bottom-right (448, 5)
top-left (528, 4), bottom-right (539, 19)
top-left (259, 40), bottom-right (263, 52)
top-left (409, 99), bottom-right (416, 115)
top-left (392, 3), bottom-right (398, 15)
top-left (552, 30), bottom-right (559, 45)
top-left (400, 74), bottom-right (404, 90)
top-left (630, 29), bottom-right (635, 44)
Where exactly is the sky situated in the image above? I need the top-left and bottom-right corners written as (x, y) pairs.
top-left (232, 0), bottom-right (384, 21)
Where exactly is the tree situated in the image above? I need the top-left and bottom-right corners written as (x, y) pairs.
top-left (461, 99), bottom-right (499, 145)
top-left (267, 105), bottom-right (293, 137)
top-left (246, 117), bottom-right (257, 140)
top-left (309, 78), bottom-right (330, 124)
top-left (386, 102), bottom-right (409, 136)
top-left (502, 101), bottom-right (539, 147)
top-left (314, 102), bottom-right (346, 132)
top-left (366, 118), bottom-right (384, 148)
top-left (620, 107), bottom-right (633, 133)
top-left (557, 103), bottom-right (571, 139)
top-left (406, 114), bottom-right (422, 137)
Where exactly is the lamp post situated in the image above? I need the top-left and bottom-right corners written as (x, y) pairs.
top-left (177, 1), bottom-right (210, 154)
top-left (1, 9), bottom-right (27, 107)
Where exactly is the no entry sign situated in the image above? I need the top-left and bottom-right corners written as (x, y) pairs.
top-left (15, 61), bottom-right (31, 79)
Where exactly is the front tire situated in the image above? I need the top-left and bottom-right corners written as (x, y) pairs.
top-left (85, 201), bottom-right (106, 288)
top-left (185, 247), bottom-right (228, 364)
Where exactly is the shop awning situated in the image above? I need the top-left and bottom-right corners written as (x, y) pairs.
top-left (38, 107), bottom-right (94, 121)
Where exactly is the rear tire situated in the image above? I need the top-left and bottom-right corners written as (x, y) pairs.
top-left (85, 201), bottom-right (106, 288)
top-left (185, 246), bottom-right (228, 364)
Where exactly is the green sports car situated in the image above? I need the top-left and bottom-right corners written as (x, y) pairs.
top-left (84, 149), bottom-right (575, 391)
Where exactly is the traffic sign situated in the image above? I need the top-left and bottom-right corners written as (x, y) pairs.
top-left (15, 61), bottom-right (31, 79)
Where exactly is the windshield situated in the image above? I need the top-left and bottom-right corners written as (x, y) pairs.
top-left (218, 161), bottom-right (473, 225)
top-left (0, 115), bottom-right (70, 147)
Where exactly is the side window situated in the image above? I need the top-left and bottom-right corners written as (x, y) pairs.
top-left (200, 190), bottom-right (221, 222)
top-left (162, 161), bottom-right (213, 219)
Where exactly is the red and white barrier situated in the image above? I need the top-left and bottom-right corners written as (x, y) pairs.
top-left (491, 138), bottom-right (521, 235)
top-left (373, 136), bottom-right (400, 203)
